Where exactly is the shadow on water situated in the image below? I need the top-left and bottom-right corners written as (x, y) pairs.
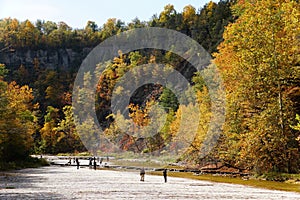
top-left (0, 192), bottom-right (64, 200)
top-left (0, 166), bottom-right (66, 189)
top-left (13, 166), bottom-right (72, 175)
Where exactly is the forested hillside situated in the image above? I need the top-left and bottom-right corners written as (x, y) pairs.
top-left (0, 0), bottom-right (299, 174)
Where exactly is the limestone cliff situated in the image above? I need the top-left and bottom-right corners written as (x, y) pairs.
top-left (0, 48), bottom-right (92, 71)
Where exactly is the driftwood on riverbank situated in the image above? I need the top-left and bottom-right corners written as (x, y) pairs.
top-left (198, 162), bottom-right (249, 176)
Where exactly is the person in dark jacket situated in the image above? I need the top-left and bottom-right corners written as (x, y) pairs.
top-left (89, 157), bottom-right (92, 169)
top-left (75, 158), bottom-right (80, 169)
top-left (93, 157), bottom-right (97, 170)
top-left (140, 168), bottom-right (145, 181)
top-left (163, 169), bottom-right (167, 183)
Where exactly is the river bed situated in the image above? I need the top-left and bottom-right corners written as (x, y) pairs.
top-left (1, 166), bottom-right (300, 199)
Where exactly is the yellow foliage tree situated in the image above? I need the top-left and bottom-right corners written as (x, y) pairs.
top-left (214, 0), bottom-right (300, 173)
top-left (0, 64), bottom-right (38, 161)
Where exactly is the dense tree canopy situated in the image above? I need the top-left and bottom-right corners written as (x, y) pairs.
top-left (214, 0), bottom-right (300, 173)
top-left (0, 64), bottom-right (38, 161)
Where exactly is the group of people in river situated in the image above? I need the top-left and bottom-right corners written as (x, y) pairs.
top-left (66, 156), bottom-right (109, 170)
top-left (140, 168), bottom-right (168, 183)
top-left (69, 157), bottom-right (168, 183)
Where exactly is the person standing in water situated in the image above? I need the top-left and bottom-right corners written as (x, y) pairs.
top-left (93, 157), bottom-right (97, 170)
top-left (75, 158), bottom-right (80, 169)
top-left (140, 168), bottom-right (145, 181)
top-left (163, 169), bottom-right (167, 183)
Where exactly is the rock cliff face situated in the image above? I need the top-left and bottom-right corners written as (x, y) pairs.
top-left (0, 48), bottom-right (92, 71)
top-left (0, 48), bottom-right (198, 78)
top-left (0, 48), bottom-right (197, 80)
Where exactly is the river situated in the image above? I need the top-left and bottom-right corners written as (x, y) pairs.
top-left (1, 166), bottom-right (300, 199)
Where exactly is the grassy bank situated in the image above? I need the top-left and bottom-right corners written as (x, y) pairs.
top-left (0, 157), bottom-right (49, 171)
top-left (148, 171), bottom-right (300, 193)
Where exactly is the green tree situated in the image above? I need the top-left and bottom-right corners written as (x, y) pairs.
top-left (158, 4), bottom-right (178, 29)
top-left (193, 0), bottom-right (233, 53)
top-left (100, 18), bottom-right (123, 40)
top-left (159, 88), bottom-right (178, 112)
top-left (291, 114), bottom-right (300, 147)
top-left (40, 106), bottom-right (60, 153)
top-left (54, 105), bottom-right (86, 153)
top-left (85, 21), bottom-right (98, 33)
top-left (44, 70), bottom-right (64, 108)
top-left (42, 21), bottom-right (57, 35)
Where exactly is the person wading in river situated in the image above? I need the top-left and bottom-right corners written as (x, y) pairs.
top-left (140, 168), bottom-right (145, 181)
top-left (93, 157), bottom-right (97, 170)
top-left (89, 157), bottom-right (92, 169)
top-left (163, 169), bottom-right (167, 183)
top-left (75, 158), bottom-right (80, 169)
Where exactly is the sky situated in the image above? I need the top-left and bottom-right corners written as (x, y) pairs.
top-left (0, 0), bottom-right (213, 29)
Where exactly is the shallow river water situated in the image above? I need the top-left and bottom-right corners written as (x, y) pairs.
top-left (1, 166), bottom-right (300, 199)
